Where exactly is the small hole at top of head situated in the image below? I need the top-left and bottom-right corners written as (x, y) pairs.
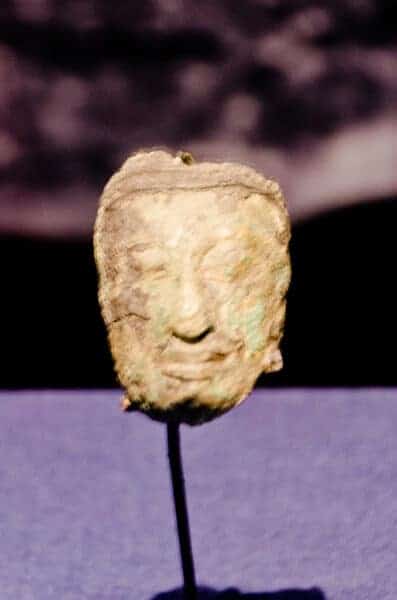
top-left (177, 151), bottom-right (194, 165)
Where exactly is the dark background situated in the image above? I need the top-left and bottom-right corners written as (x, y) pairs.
top-left (1, 0), bottom-right (396, 388)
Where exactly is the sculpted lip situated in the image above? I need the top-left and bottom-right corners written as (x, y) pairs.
top-left (162, 361), bottom-right (217, 380)
top-left (161, 349), bottom-right (238, 380)
top-left (163, 337), bottom-right (242, 359)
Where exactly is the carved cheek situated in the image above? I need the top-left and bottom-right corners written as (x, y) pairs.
top-left (221, 261), bottom-right (269, 346)
top-left (242, 300), bottom-right (268, 355)
top-left (221, 285), bottom-right (247, 340)
top-left (108, 283), bottom-right (149, 323)
top-left (145, 279), bottom-right (178, 343)
top-left (127, 286), bottom-right (149, 317)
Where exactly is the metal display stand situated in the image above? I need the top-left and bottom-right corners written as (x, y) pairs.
top-left (167, 423), bottom-right (197, 600)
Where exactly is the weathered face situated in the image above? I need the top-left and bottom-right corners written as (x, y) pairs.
top-left (96, 185), bottom-right (290, 424)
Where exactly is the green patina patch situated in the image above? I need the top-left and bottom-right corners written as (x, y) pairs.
top-left (151, 301), bottom-right (169, 340)
top-left (243, 301), bottom-right (266, 354)
top-left (226, 286), bottom-right (248, 338)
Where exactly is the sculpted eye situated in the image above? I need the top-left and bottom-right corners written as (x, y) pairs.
top-left (130, 245), bottom-right (168, 274)
top-left (201, 240), bottom-right (249, 281)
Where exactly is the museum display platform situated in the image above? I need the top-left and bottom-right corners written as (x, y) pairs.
top-left (1, 389), bottom-right (395, 599)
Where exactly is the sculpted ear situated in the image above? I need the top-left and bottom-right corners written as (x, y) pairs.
top-left (261, 348), bottom-right (283, 373)
top-left (260, 301), bottom-right (287, 374)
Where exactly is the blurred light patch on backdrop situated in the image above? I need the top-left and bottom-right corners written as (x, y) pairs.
top-left (0, 1), bottom-right (396, 387)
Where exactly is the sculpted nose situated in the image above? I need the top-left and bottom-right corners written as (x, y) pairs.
top-left (171, 273), bottom-right (213, 342)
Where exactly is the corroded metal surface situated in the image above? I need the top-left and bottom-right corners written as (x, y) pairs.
top-left (94, 151), bottom-right (290, 423)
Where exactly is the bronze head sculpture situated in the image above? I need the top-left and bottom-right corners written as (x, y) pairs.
top-left (94, 150), bottom-right (291, 424)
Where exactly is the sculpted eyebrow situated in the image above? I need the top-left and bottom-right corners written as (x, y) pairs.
top-left (204, 237), bottom-right (245, 254)
top-left (128, 242), bottom-right (161, 252)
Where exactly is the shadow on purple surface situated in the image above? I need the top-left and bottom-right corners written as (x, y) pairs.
top-left (152, 585), bottom-right (326, 599)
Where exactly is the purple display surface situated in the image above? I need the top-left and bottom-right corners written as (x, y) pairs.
top-left (1, 389), bottom-right (396, 599)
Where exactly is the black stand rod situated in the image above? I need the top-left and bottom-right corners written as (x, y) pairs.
top-left (167, 423), bottom-right (197, 600)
